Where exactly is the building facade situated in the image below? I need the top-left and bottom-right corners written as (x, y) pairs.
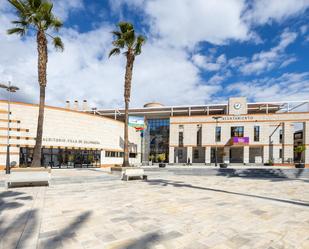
top-left (1, 97), bottom-right (308, 169)
top-left (0, 101), bottom-right (141, 170)
top-left (98, 97), bottom-right (309, 166)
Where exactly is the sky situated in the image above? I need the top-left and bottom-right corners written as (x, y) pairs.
top-left (0, 0), bottom-right (309, 109)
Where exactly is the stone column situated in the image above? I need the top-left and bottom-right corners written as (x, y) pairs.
top-left (205, 146), bottom-right (211, 164)
top-left (100, 150), bottom-right (105, 166)
top-left (282, 122), bottom-right (294, 163)
top-left (263, 145), bottom-right (269, 164)
top-left (169, 147), bottom-right (174, 164)
top-left (187, 146), bottom-right (193, 164)
top-left (243, 146), bottom-right (249, 164)
top-left (304, 121), bottom-right (309, 166)
top-left (272, 146), bottom-right (281, 164)
top-left (223, 146), bottom-right (230, 163)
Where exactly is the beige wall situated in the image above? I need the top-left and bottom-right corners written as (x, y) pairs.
top-left (170, 112), bottom-right (309, 164)
top-left (0, 101), bottom-right (141, 167)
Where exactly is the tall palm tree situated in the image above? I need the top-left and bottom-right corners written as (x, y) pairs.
top-left (109, 22), bottom-right (146, 167)
top-left (8, 0), bottom-right (64, 167)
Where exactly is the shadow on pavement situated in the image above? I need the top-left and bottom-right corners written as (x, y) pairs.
top-left (0, 210), bottom-right (38, 249)
top-left (0, 191), bottom-right (28, 211)
top-left (215, 168), bottom-right (308, 182)
top-left (146, 179), bottom-right (309, 207)
top-left (39, 211), bottom-right (92, 248)
top-left (124, 232), bottom-right (161, 249)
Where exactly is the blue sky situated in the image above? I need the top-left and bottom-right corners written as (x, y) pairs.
top-left (0, 0), bottom-right (309, 109)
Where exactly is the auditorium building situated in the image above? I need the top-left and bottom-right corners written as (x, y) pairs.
top-left (0, 100), bottom-right (141, 170)
top-left (0, 97), bottom-right (308, 169)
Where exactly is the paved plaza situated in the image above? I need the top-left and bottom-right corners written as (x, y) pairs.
top-left (0, 170), bottom-right (309, 249)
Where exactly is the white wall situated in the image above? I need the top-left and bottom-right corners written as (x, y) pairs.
top-left (0, 101), bottom-right (141, 168)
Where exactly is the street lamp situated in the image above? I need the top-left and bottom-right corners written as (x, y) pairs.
top-left (0, 81), bottom-right (20, 174)
top-left (212, 116), bottom-right (222, 167)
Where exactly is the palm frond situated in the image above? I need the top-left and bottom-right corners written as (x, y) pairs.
top-left (111, 31), bottom-right (122, 39)
top-left (123, 29), bottom-right (135, 47)
top-left (51, 17), bottom-right (63, 31)
top-left (29, 0), bottom-right (42, 10)
top-left (118, 22), bottom-right (133, 34)
top-left (53, 36), bottom-right (64, 51)
top-left (11, 20), bottom-right (29, 29)
top-left (7, 27), bottom-right (26, 36)
top-left (109, 48), bottom-right (121, 58)
top-left (40, 1), bottom-right (53, 15)
top-left (8, 0), bottom-right (28, 15)
top-left (134, 35), bottom-right (146, 55)
top-left (112, 39), bottom-right (125, 48)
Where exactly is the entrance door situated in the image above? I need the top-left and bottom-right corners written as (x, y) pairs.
top-left (230, 147), bottom-right (244, 163)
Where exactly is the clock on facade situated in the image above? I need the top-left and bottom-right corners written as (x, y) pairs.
top-left (234, 102), bottom-right (242, 110)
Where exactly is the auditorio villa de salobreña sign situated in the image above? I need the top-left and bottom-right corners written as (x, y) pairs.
top-left (43, 137), bottom-right (100, 145)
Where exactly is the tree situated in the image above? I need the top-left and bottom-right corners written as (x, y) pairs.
top-left (294, 145), bottom-right (306, 162)
top-left (109, 22), bottom-right (146, 167)
top-left (8, 0), bottom-right (64, 167)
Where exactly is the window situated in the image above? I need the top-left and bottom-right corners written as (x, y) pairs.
top-left (178, 149), bottom-right (183, 159)
top-left (106, 151), bottom-right (126, 158)
top-left (215, 126), bottom-right (221, 142)
top-left (194, 149), bottom-right (199, 159)
top-left (231, 126), bottom-right (244, 137)
top-left (279, 129), bottom-right (283, 143)
top-left (197, 125), bottom-right (202, 146)
top-left (129, 153), bottom-right (137, 158)
top-left (179, 125), bottom-right (184, 146)
top-left (254, 126), bottom-right (260, 142)
top-left (21, 147), bottom-right (101, 167)
top-left (147, 118), bottom-right (170, 163)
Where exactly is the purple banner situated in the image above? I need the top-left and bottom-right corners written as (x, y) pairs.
top-left (232, 137), bottom-right (249, 144)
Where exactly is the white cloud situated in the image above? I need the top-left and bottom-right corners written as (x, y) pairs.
top-left (145, 0), bottom-right (250, 48)
top-left (192, 54), bottom-right (226, 72)
top-left (53, 0), bottom-right (84, 21)
top-left (0, 10), bottom-right (219, 109)
top-left (1, 0), bottom-right (308, 109)
top-left (247, 0), bottom-right (309, 25)
top-left (239, 31), bottom-right (297, 75)
top-left (227, 73), bottom-right (309, 102)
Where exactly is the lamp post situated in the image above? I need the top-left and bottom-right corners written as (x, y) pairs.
top-left (212, 116), bottom-right (222, 167)
top-left (0, 81), bottom-right (20, 174)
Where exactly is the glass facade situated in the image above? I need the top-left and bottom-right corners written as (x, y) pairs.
top-left (20, 147), bottom-right (101, 168)
top-left (215, 126), bottom-right (221, 142)
top-left (196, 124), bottom-right (202, 146)
top-left (254, 126), bottom-right (260, 141)
top-left (147, 118), bottom-right (170, 163)
top-left (231, 126), bottom-right (244, 137)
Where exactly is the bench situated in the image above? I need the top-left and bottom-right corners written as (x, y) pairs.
top-left (122, 168), bottom-right (147, 181)
top-left (5, 171), bottom-right (50, 189)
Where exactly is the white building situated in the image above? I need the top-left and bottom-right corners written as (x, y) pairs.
top-left (99, 97), bottom-right (309, 167)
top-left (0, 100), bottom-right (141, 170)
top-left (1, 97), bottom-right (309, 169)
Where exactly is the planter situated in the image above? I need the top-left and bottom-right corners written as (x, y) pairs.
top-left (111, 166), bottom-right (135, 172)
top-left (295, 163), bottom-right (305, 168)
top-left (219, 163), bottom-right (228, 168)
top-left (159, 163), bottom-right (166, 168)
top-left (11, 167), bottom-right (51, 173)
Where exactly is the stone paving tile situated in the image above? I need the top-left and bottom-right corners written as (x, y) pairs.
top-left (0, 173), bottom-right (309, 249)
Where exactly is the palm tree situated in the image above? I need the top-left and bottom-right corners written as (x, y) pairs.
top-left (8, 0), bottom-right (64, 167)
top-left (109, 22), bottom-right (146, 167)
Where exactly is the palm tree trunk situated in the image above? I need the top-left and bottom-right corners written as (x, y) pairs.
top-left (123, 52), bottom-right (135, 167)
top-left (31, 31), bottom-right (47, 167)
top-left (123, 100), bottom-right (130, 167)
